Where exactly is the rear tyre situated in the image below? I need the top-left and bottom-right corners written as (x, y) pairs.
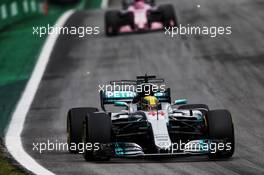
top-left (105, 11), bottom-right (120, 36)
top-left (83, 112), bottom-right (112, 161)
top-left (67, 107), bottom-right (98, 153)
top-left (206, 110), bottom-right (235, 159)
top-left (122, 0), bottom-right (133, 9)
top-left (159, 4), bottom-right (178, 27)
top-left (178, 104), bottom-right (209, 114)
top-left (124, 11), bottom-right (135, 30)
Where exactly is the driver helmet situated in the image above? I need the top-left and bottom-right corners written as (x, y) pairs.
top-left (141, 96), bottom-right (159, 110)
top-left (134, 0), bottom-right (145, 9)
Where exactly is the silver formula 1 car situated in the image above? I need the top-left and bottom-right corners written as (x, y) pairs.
top-left (67, 75), bottom-right (235, 161)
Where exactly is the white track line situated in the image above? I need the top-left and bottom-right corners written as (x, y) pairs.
top-left (101, 0), bottom-right (109, 8)
top-left (5, 10), bottom-right (74, 175)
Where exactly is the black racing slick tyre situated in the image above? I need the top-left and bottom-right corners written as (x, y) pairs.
top-left (159, 4), bottom-right (177, 27)
top-left (67, 107), bottom-right (98, 153)
top-left (178, 104), bottom-right (209, 114)
top-left (122, 11), bottom-right (135, 30)
top-left (83, 112), bottom-right (112, 161)
top-left (105, 10), bottom-right (120, 36)
top-left (206, 110), bottom-right (235, 159)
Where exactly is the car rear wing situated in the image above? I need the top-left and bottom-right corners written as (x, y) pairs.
top-left (100, 88), bottom-right (171, 111)
top-left (110, 75), bottom-right (165, 85)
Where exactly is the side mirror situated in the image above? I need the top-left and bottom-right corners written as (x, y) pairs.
top-left (174, 99), bottom-right (187, 105)
top-left (114, 101), bottom-right (128, 107)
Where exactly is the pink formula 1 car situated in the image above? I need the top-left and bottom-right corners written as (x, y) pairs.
top-left (105, 0), bottom-right (177, 36)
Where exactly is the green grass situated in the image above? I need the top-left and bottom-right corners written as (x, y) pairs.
top-left (85, 0), bottom-right (103, 9)
top-left (0, 1), bottom-right (102, 174)
top-left (0, 156), bottom-right (25, 175)
top-left (0, 10), bottom-right (63, 137)
top-left (0, 5), bottom-right (68, 175)
top-left (0, 146), bottom-right (25, 175)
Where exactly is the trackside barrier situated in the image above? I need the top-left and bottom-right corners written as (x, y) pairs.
top-left (0, 0), bottom-right (45, 30)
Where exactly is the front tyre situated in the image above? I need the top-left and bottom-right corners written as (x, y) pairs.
top-left (206, 110), bottom-right (235, 159)
top-left (67, 107), bottom-right (98, 153)
top-left (83, 112), bottom-right (112, 161)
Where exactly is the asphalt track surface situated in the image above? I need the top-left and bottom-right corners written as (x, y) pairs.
top-left (21, 0), bottom-right (264, 174)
